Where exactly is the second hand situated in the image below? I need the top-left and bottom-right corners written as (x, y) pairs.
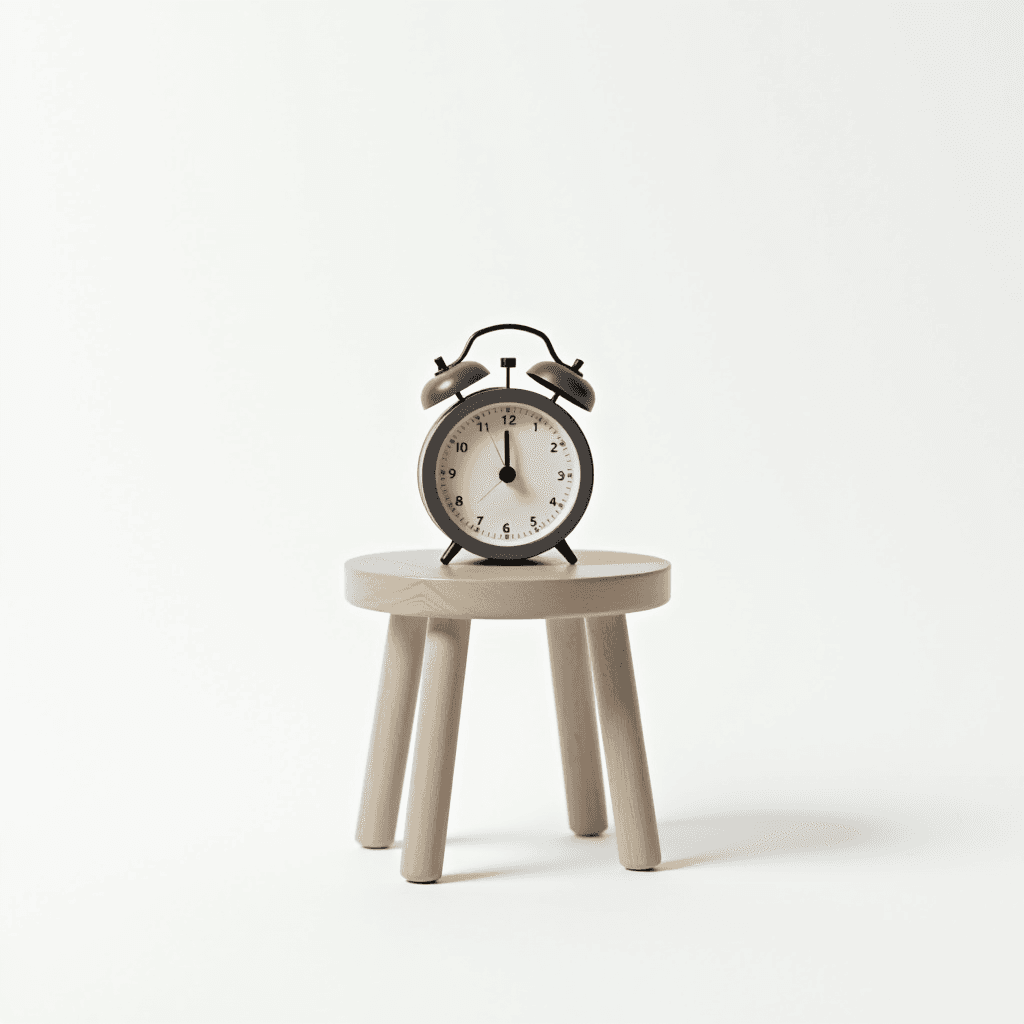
top-left (477, 480), bottom-right (503, 503)
top-left (488, 431), bottom-right (504, 466)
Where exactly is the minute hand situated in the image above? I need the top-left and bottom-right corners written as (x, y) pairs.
top-left (504, 430), bottom-right (510, 468)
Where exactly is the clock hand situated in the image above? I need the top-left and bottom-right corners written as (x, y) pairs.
top-left (477, 480), bottom-right (503, 503)
top-left (489, 432), bottom-right (504, 466)
top-left (498, 430), bottom-right (517, 483)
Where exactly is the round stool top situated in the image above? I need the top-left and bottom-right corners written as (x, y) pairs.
top-left (344, 549), bottom-right (670, 620)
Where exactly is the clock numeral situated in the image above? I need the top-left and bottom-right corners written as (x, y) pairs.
top-left (533, 423), bottom-right (537, 431)
top-left (503, 523), bottom-right (510, 534)
top-left (455, 496), bottom-right (463, 506)
top-left (502, 415), bottom-right (516, 425)
top-left (448, 468), bottom-right (456, 478)
top-left (550, 442), bottom-right (558, 452)
top-left (455, 442), bottom-right (467, 452)
top-left (476, 516), bottom-right (483, 525)
top-left (557, 471), bottom-right (565, 480)
top-left (549, 497), bottom-right (557, 505)
top-left (530, 516), bottom-right (537, 527)
top-left (477, 422), bottom-right (489, 432)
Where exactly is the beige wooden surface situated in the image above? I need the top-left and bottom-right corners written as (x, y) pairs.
top-left (346, 550), bottom-right (668, 881)
top-left (546, 617), bottom-right (608, 837)
top-left (586, 613), bottom-right (662, 870)
top-left (355, 615), bottom-right (426, 849)
top-left (400, 617), bottom-right (471, 883)
top-left (345, 549), bottom-right (670, 620)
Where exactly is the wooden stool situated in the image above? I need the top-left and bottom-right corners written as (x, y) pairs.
top-left (344, 549), bottom-right (670, 883)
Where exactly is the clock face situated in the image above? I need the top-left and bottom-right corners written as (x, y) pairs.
top-left (419, 388), bottom-right (594, 559)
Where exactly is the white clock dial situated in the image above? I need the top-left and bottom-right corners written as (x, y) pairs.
top-left (435, 401), bottom-right (580, 546)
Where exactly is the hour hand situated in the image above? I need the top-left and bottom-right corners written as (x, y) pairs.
top-left (498, 430), bottom-right (516, 483)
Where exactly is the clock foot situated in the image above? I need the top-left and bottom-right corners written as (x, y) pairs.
top-left (555, 540), bottom-right (578, 565)
top-left (440, 542), bottom-right (462, 565)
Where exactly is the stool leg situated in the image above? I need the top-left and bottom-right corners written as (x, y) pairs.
top-left (586, 614), bottom-right (661, 870)
top-left (356, 615), bottom-right (428, 848)
top-left (546, 617), bottom-right (608, 837)
top-left (401, 617), bottom-right (471, 883)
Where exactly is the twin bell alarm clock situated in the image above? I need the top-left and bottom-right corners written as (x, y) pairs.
top-left (418, 324), bottom-right (596, 565)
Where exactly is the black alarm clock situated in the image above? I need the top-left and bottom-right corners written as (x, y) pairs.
top-left (418, 324), bottom-right (596, 565)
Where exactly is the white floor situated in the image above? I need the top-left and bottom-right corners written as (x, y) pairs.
top-left (3, 685), bottom-right (1020, 1022)
top-left (3, 593), bottom-right (1022, 1022)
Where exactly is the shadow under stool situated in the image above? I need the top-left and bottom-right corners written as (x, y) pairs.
top-left (344, 548), bottom-right (671, 882)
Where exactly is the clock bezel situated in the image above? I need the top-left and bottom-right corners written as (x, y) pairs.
top-left (418, 387), bottom-right (594, 561)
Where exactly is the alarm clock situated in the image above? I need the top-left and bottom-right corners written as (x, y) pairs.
top-left (418, 324), bottom-right (596, 565)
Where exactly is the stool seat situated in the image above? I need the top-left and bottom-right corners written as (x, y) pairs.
top-left (344, 549), bottom-right (670, 619)
top-left (346, 549), bottom-right (670, 883)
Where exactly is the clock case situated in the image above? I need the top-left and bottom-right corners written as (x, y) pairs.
top-left (418, 386), bottom-right (595, 562)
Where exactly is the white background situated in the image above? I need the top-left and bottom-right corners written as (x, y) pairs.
top-left (1, 4), bottom-right (1021, 1021)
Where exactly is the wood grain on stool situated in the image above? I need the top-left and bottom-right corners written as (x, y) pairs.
top-left (345, 550), bottom-right (669, 881)
top-left (401, 617), bottom-right (471, 883)
top-left (586, 613), bottom-right (661, 870)
top-left (355, 614), bottom-right (426, 849)
top-left (345, 550), bottom-right (670, 620)
top-left (546, 617), bottom-right (608, 837)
